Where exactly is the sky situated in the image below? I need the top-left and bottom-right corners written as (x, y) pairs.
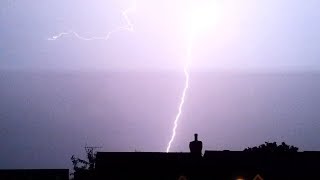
top-left (1, 0), bottom-right (320, 71)
top-left (1, 0), bottom-right (320, 169)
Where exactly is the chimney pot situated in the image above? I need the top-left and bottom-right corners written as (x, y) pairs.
top-left (189, 133), bottom-right (202, 157)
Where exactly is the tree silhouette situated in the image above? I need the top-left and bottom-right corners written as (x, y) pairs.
top-left (244, 142), bottom-right (299, 152)
top-left (71, 146), bottom-right (100, 175)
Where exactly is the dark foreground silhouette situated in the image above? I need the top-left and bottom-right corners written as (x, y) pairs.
top-left (1, 134), bottom-right (319, 180)
top-left (74, 134), bottom-right (319, 180)
top-left (0, 169), bottom-right (69, 180)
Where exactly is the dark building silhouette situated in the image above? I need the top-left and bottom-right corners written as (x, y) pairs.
top-left (95, 152), bottom-right (200, 180)
top-left (81, 134), bottom-right (320, 180)
top-left (0, 169), bottom-right (69, 180)
top-left (189, 133), bottom-right (203, 157)
top-left (202, 150), bottom-right (320, 179)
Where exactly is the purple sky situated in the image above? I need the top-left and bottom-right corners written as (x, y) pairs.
top-left (1, 0), bottom-right (320, 71)
top-left (1, 0), bottom-right (320, 169)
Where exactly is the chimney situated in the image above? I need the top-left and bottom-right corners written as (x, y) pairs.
top-left (189, 133), bottom-right (203, 157)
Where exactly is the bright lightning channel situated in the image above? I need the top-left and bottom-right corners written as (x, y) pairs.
top-left (166, 40), bottom-right (192, 153)
top-left (166, 0), bottom-right (216, 152)
top-left (48, 1), bottom-right (136, 41)
top-left (47, 0), bottom-right (198, 153)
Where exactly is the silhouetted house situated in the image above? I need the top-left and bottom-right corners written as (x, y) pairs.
top-left (95, 152), bottom-right (202, 180)
top-left (203, 151), bottom-right (320, 179)
top-left (94, 134), bottom-right (203, 180)
top-left (90, 134), bottom-right (320, 180)
top-left (0, 169), bottom-right (69, 180)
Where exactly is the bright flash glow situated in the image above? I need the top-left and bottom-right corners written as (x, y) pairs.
top-left (166, 0), bottom-right (220, 152)
top-left (47, 1), bottom-right (136, 41)
top-left (46, 0), bottom-right (219, 153)
top-left (187, 1), bottom-right (221, 37)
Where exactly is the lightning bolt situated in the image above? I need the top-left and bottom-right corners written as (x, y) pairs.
top-left (166, 0), bottom-right (199, 153)
top-left (166, 40), bottom-right (192, 153)
top-left (48, 1), bottom-right (136, 41)
top-left (46, 0), bottom-right (195, 153)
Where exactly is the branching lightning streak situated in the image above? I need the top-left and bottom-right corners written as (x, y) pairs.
top-left (166, 41), bottom-right (192, 153)
top-left (48, 1), bottom-right (136, 41)
top-left (47, 0), bottom-right (194, 153)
